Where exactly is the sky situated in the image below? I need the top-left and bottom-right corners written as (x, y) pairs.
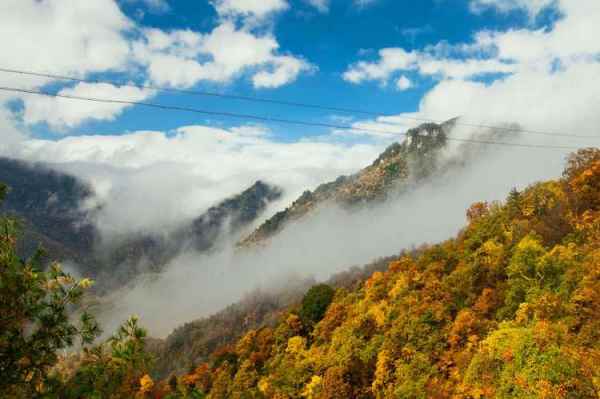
top-left (1, 0), bottom-right (600, 236)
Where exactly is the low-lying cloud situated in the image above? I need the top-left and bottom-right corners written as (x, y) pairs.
top-left (6, 125), bottom-right (383, 238)
top-left (94, 128), bottom-right (572, 337)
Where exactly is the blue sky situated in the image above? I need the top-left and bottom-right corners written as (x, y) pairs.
top-left (108, 0), bottom-right (529, 139)
top-left (3, 0), bottom-right (560, 141)
top-left (2, 0), bottom-right (600, 236)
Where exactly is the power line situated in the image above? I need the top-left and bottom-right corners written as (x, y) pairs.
top-left (1, 67), bottom-right (597, 140)
top-left (0, 85), bottom-right (588, 151)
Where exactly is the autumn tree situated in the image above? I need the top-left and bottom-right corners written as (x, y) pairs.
top-left (0, 182), bottom-right (100, 397)
top-left (58, 316), bottom-right (153, 398)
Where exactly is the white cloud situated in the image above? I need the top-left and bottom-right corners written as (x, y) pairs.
top-left (344, 0), bottom-right (600, 143)
top-left (252, 55), bottom-right (314, 88)
top-left (395, 75), bottom-right (412, 90)
top-left (11, 126), bottom-right (382, 237)
top-left (134, 22), bottom-right (312, 89)
top-left (343, 46), bottom-right (517, 85)
top-left (211, 0), bottom-right (288, 19)
top-left (470, 0), bottom-right (556, 17)
top-left (0, 0), bottom-right (131, 80)
top-left (0, 105), bottom-right (27, 154)
top-left (306, 0), bottom-right (330, 13)
top-left (21, 83), bottom-right (154, 130)
top-left (476, 2), bottom-right (600, 65)
top-left (343, 48), bottom-right (418, 83)
top-left (344, 0), bottom-right (600, 88)
top-left (0, 0), bottom-right (311, 131)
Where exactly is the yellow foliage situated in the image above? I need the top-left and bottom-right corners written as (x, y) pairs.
top-left (301, 375), bottom-right (322, 398)
top-left (258, 377), bottom-right (270, 394)
top-left (477, 240), bottom-right (504, 267)
top-left (372, 350), bottom-right (392, 397)
top-left (368, 300), bottom-right (389, 328)
top-left (388, 274), bottom-right (409, 299)
top-left (286, 314), bottom-right (303, 333)
top-left (286, 336), bottom-right (306, 356)
top-left (138, 374), bottom-right (154, 394)
top-left (78, 278), bottom-right (94, 289)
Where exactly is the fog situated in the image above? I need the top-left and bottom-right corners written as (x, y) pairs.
top-left (11, 127), bottom-right (383, 239)
top-left (95, 127), bottom-right (571, 337)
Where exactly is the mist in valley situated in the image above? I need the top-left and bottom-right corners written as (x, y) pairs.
top-left (92, 126), bottom-right (573, 337)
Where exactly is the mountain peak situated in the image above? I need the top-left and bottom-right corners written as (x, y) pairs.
top-left (240, 120), bottom-right (456, 247)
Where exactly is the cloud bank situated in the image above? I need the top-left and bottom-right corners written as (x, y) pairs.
top-left (8, 125), bottom-right (382, 238)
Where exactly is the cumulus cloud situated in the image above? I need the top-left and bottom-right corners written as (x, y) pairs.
top-left (123, 0), bottom-right (171, 14)
top-left (252, 55), bottom-right (315, 88)
top-left (21, 83), bottom-right (154, 129)
top-left (343, 46), bottom-right (517, 84)
top-left (0, 0), bottom-right (131, 80)
top-left (134, 22), bottom-right (312, 89)
top-left (345, 0), bottom-right (600, 89)
top-left (0, 106), bottom-right (27, 154)
top-left (0, 0), bottom-right (310, 131)
top-left (343, 0), bottom-right (600, 137)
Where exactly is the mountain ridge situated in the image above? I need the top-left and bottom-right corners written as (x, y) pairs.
top-left (240, 119), bottom-right (457, 247)
top-left (0, 158), bottom-right (282, 289)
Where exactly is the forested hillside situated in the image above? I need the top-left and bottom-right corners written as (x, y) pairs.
top-left (0, 157), bottom-right (98, 264)
top-left (2, 148), bottom-right (600, 398)
top-left (146, 148), bottom-right (600, 398)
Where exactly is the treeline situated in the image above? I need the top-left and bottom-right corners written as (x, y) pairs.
top-left (1, 148), bottom-right (600, 397)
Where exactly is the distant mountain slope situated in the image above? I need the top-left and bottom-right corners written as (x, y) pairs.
top-left (97, 181), bottom-right (282, 289)
top-left (0, 157), bottom-right (98, 264)
top-left (0, 158), bottom-right (282, 287)
top-left (240, 119), bottom-right (456, 246)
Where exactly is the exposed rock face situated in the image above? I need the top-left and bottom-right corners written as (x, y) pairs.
top-left (240, 120), bottom-right (456, 247)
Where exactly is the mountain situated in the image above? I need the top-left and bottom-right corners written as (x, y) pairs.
top-left (0, 157), bottom-right (98, 264)
top-left (240, 119), bottom-right (457, 247)
top-left (148, 148), bottom-right (600, 398)
top-left (96, 181), bottom-right (282, 289)
top-left (0, 158), bottom-right (282, 288)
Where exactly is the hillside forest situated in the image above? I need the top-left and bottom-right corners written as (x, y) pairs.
top-left (1, 148), bottom-right (600, 398)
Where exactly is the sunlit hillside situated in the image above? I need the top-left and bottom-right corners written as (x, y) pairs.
top-left (3, 149), bottom-right (599, 397)
top-left (149, 149), bottom-right (600, 398)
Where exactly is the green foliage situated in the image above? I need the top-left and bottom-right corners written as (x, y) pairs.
top-left (299, 284), bottom-right (335, 329)
top-left (58, 316), bottom-right (153, 398)
top-left (0, 191), bottom-right (100, 398)
top-left (465, 322), bottom-right (596, 398)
